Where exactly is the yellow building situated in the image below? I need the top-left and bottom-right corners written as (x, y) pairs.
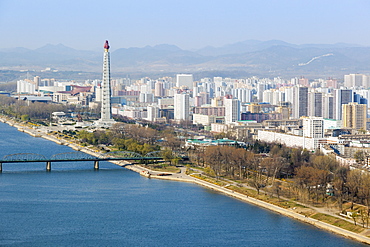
top-left (342, 102), bottom-right (367, 130)
top-left (248, 103), bottom-right (261, 113)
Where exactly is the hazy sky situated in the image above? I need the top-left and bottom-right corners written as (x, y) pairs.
top-left (1, 0), bottom-right (370, 50)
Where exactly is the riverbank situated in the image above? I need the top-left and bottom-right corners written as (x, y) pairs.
top-left (1, 117), bottom-right (370, 245)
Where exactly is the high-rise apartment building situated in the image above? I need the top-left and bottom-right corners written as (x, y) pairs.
top-left (214, 77), bottom-right (223, 88)
top-left (232, 88), bottom-right (252, 103)
top-left (34, 76), bottom-right (40, 90)
top-left (176, 74), bottom-right (193, 89)
top-left (154, 81), bottom-right (164, 97)
top-left (174, 93), bottom-right (190, 121)
top-left (308, 91), bottom-right (323, 117)
top-left (224, 96), bottom-right (240, 124)
top-left (322, 94), bottom-right (334, 119)
top-left (354, 89), bottom-right (370, 110)
top-left (344, 74), bottom-right (370, 88)
top-left (263, 89), bottom-right (285, 105)
top-left (342, 102), bottom-right (367, 130)
top-left (194, 92), bottom-right (209, 107)
top-left (299, 77), bottom-right (309, 87)
top-left (257, 83), bottom-right (266, 102)
top-left (333, 89), bottom-right (353, 120)
top-left (17, 80), bottom-right (36, 94)
top-left (146, 104), bottom-right (160, 122)
top-left (292, 86), bottom-right (308, 119)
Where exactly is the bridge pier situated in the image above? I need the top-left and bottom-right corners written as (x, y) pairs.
top-left (94, 160), bottom-right (99, 170)
top-left (0, 162), bottom-right (2, 173)
top-left (46, 161), bottom-right (51, 172)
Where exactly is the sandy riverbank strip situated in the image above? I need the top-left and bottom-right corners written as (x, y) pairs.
top-left (2, 118), bottom-right (370, 245)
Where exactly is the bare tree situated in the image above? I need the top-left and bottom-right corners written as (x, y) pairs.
top-left (347, 170), bottom-right (363, 210)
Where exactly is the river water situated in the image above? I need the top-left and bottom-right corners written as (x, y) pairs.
top-left (0, 122), bottom-right (367, 246)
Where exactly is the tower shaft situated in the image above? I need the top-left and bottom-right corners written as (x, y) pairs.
top-left (95, 40), bottom-right (115, 127)
top-left (101, 49), bottom-right (112, 121)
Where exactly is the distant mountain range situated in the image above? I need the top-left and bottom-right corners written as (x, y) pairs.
top-left (1, 40), bottom-right (370, 78)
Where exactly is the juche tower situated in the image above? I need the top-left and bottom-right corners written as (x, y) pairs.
top-left (95, 40), bottom-right (115, 127)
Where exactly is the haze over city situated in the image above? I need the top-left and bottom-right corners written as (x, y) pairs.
top-left (1, 0), bottom-right (370, 50)
top-left (4, 0), bottom-right (370, 246)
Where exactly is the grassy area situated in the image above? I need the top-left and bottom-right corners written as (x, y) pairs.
top-left (185, 165), bottom-right (207, 175)
top-left (148, 165), bottom-right (181, 173)
top-left (191, 174), bottom-right (228, 187)
top-left (227, 184), bottom-right (307, 209)
top-left (311, 213), bottom-right (364, 233)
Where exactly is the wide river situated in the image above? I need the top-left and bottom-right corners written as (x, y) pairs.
top-left (0, 122), bottom-right (367, 246)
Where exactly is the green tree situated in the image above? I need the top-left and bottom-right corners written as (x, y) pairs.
top-left (21, 114), bottom-right (29, 121)
top-left (162, 149), bottom-right (175, 165)
top-left (112, 138), bottom-right (126, 150)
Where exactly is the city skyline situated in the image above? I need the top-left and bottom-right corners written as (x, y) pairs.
top-left (1, 0), bottom-right (370, 50)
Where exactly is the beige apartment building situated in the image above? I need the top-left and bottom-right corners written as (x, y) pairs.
top-left (342, 102), bottom-right (367, 130)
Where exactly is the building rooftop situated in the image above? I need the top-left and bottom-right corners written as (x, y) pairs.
top-left (185, 138), bottom-right (243, 147)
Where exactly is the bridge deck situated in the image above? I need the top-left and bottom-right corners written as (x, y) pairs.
top-left (0, 157), bottom-right (163, 163)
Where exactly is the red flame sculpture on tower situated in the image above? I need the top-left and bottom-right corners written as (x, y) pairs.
top-left (104, 40), bottom-right (110, 50)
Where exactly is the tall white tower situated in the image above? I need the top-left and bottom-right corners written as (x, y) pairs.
top-left (174, 93), bottom-right (190, 121)
top-left (224, 96), bottom-right (240, 125)
top-left (95, 40), bottom-right (116, 127)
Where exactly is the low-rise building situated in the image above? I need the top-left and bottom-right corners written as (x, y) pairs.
top-left (185, 138), bottom-right (244, 149)
top-left (192, 114), bottom-right (224, 126)
top-left (257, 130), bottom-right (326, 150)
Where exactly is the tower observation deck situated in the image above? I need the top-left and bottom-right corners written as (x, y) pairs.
top-left (95, 40), bottom-right (116, 127)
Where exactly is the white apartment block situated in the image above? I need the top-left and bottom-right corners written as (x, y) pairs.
top-left (344, 74), bottom-right (370, 88)
top-left (224, 97), bottom-right (240, 125)
top-left (157, 98), bottom-right (174, 109)
top-left (174, 93), bottom-right (190, 121)
top-left (231, 88), bottom-right (252, 103)
top-left (257, 130), bottom-right (324, 150)
top-left (211, 123), bottom-right (229, 133)
top-left (17, 80), bottom-right (36, 94)
top-left (176, 74), bottom-right (193, 89)
top-left (192, 114), bottom-right (217, 126)
top-left (263, 89), bottom-right (285, 105)
top-left (146, 104), bottom-right (160, 122)
top-left (302, 117), bottom-right (324, 138)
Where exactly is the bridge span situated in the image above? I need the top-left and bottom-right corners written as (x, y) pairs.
top-left (0, 151), bottom-right (172, 172)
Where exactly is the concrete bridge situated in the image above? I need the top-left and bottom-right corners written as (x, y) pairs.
top-left (0, 151), bottom-right (171, 172)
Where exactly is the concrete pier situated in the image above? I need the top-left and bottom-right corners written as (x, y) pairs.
top-left (46, 161), bottom-right (51, 171)
top-left (94, 160), bottom-right (99, 170)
